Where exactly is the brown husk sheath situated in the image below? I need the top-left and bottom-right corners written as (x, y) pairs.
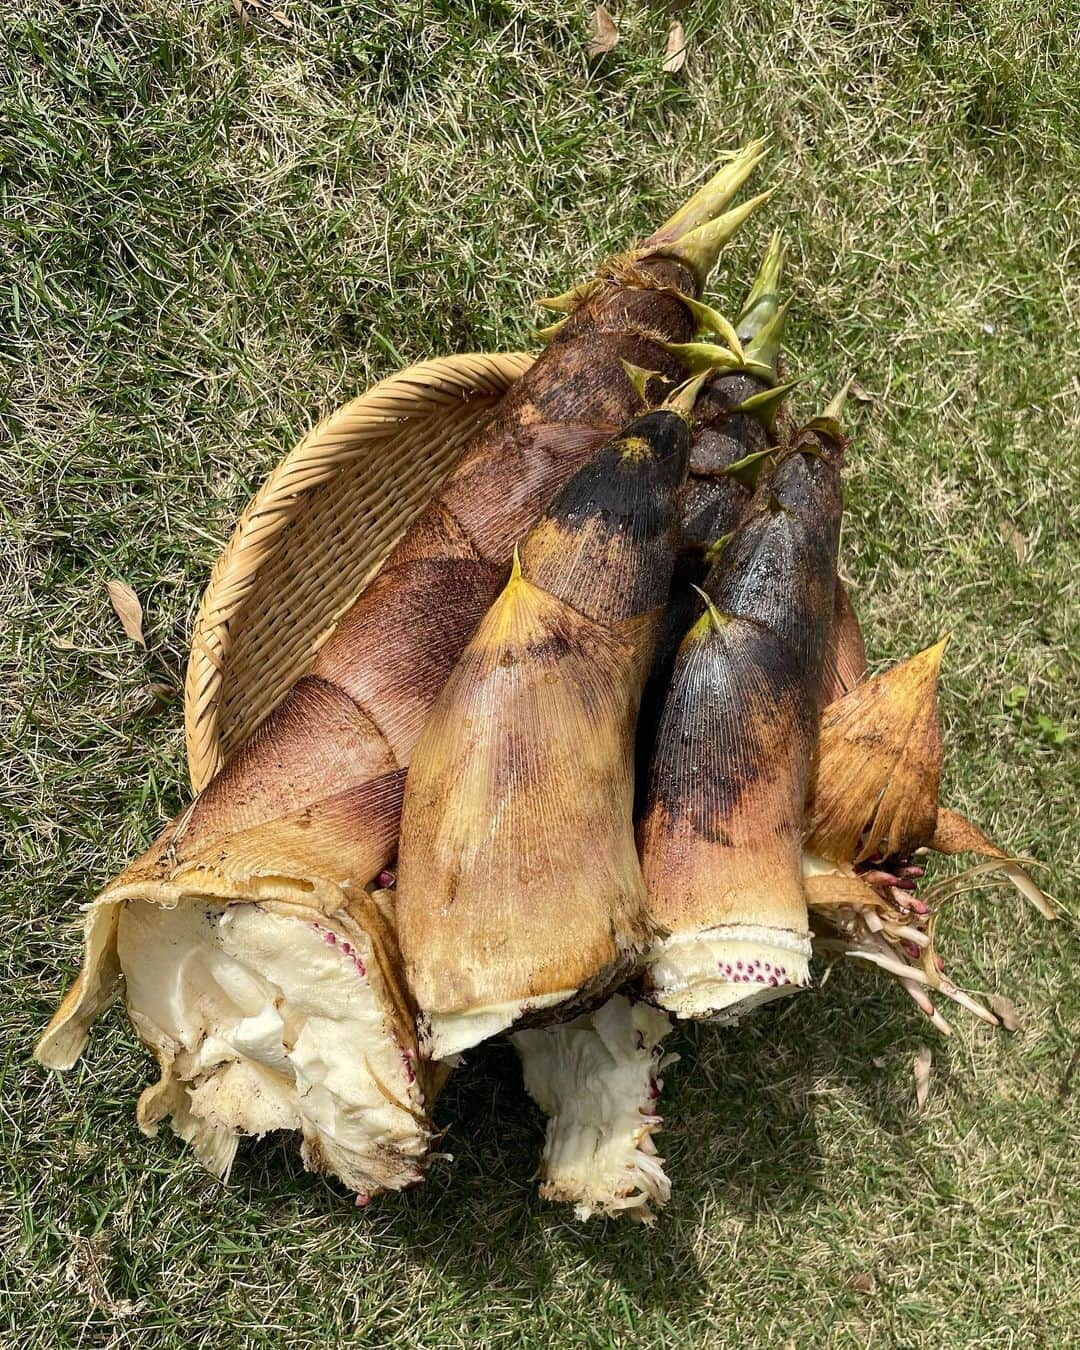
top-left (805, 622), bottom-right (1054, 1030)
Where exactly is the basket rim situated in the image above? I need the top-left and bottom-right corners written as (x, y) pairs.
top-left (183, 350), bottom-right (535, 792)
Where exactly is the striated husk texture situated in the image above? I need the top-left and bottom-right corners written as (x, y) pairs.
top-left (396, 411), bottom-right (690, 1059)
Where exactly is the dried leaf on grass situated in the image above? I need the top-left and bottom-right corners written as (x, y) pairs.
top-left (65, 1233), bottom-right (138, 1319)
top-left (106, 580), bottom-right (147, 649)
top-left (913, 1045), bottom-right (932, 1110)
top-left (587, 6), bottom-right (619, 55)
top-left (662, 19), bottom-right (687, 73)
top-left (232, 0), bottom-right (293, 30)
top-left (849, 1272), bottom-right (876, 1294)
top-left (997, 517), bottom-right (1028, 563)
top-left (848, 379), bottom-right (880, 412)
top-left (989, 994), bottom-right (1021, 1032)
top-left (142, 682), bottom-right (177, 714)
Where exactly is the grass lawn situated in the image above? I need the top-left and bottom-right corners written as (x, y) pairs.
top-left (3, 1), bottom-right (1078, 1345)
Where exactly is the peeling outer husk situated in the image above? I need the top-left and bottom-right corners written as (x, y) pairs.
top-left (813, 593), bottom-right (1049, 913)
top-left (396, 411), bottom-right (691, 1060)
top-left (820, 578), bottom-right (867, 705)
top-left (931, 808), bottom-right (1056, 919)
top-left (638, 405), bottom-right (845, 1020)
top-left (808, 638), bottom-right (950, 866)
top-left (36, 159), bottom-right (759, 1136)
top-left (38, 841), bottom-right (434, 1198)
top-left (512, 995), bottom-right (674, 1222)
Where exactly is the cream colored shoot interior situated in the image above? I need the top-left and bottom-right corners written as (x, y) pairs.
top-left (117, 899), bottom-right (428, 1197)
top-left (512, 995), bottom-right (675, 1221)
top-left (647, 924), bottom-right (811, 1021)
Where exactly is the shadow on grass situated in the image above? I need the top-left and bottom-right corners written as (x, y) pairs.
top-left (213, 964), bottom-right (951, 1311)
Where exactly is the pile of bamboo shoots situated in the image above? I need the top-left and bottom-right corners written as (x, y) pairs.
top-left (36, 144), bottom-right (1053, 1221)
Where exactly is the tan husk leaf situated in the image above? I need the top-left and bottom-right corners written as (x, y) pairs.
top-left (809, 637), bottom-right (949, 864)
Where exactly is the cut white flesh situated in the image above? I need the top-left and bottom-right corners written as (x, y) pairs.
top-left (424, 988), bottom-right (574, 1062)
top-left (512, 995), bottom-right (674, 1222)
top-left (647, 924), bottom-right (811, 1021)
top-left (117, 900), bottom-right (429, 1197)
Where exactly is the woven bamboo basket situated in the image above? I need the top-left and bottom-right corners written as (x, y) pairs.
top-left (184, 351), bottom-right (534, 792)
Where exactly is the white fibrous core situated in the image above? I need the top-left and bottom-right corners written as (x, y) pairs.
top-left (117, 900), bottom-right (429, 1199)
top-left (512, 995), bottom-right (675, 1222)
top-left (647, 924), bottom-right (811, 1022)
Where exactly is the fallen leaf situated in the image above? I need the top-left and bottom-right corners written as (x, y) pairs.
top-left (872, 1055), bottom-right (888, 1069)
top-left (848, 379), bottom-right (881, 413)
top-left (143, 682), bottom-right (177, 706)
top-left (989, 994), bottom-right (1021, 1032)
top-left (587, 6), bottom-right (619, 55)
top-left (232, 0), bottom-right (292, 29)
top-left (662, 19), bottom-right (686, 73)
top-left (106, 580), bottom-right (147, 649)
top-left (913, 1045), bottom-right (932, 1110)
top-left (1060, 1047), bottom-right (1079, 1100)
top-left (997, 517), bottom-right (1027, 563)
top-left (849, 1272), bottom-right (876, 1294)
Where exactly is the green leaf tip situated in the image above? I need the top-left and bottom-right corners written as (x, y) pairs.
top-left (534, 316), bottom-right (569, 343)
top-left (736, 229), bottom-right (787, 343)
top-left (717, 446), bottom-right (774, 490)
top-left (703, 530), bottom-right (734, 564)
top-left (678, 295), bottom-right (746, 359)
top-left (742, 298), bottom-right (791, 380)
top-left (733, 378), bottom-right (800, 428)
top-left (644, 139), bottom-right (768, 250)
top-left (647, 188), bottom-right (775, 288)
top-left (689, 584), bottom-right (728, 635)
top-left (619, 359), bottom-right (665, 403)
top-left (807, 378), bottom-right (853, 439)
top-left (663, 340), bottom-right (744, 375)
top-left (662, 369), bottom-right (712, 419)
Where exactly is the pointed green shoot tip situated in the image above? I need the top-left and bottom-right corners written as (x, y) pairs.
top-left (679, 295), bottom-right (746, 360)
top-left (736, 229), bottom-right (787, 343)
top-left (648, 188), bottom-right (775, 288)
top-left (663, 339), bottom-right (743, 376)
top-left (742, 298), bottom-right (791, 380)
top-left (733, 378), bottom-right (800, 429)
top-left (703, 530), bottom-right (734, 565)
top-left (806, 378), bottom-right (853, 440)
top-left (718, 446), bottom-right (774, 491)
top-left (536, 282), bottom-right (591, 313)
top-left (619, 359), bottom-right (664, 404)
top-left (689, 585), bottom-right (728, 635)
top-left (662, 369), bottom-right (711, 419)
top-left (534, 316), bottom-right (569, 343)
top-left (644, 139), bottom-right (768, 250)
